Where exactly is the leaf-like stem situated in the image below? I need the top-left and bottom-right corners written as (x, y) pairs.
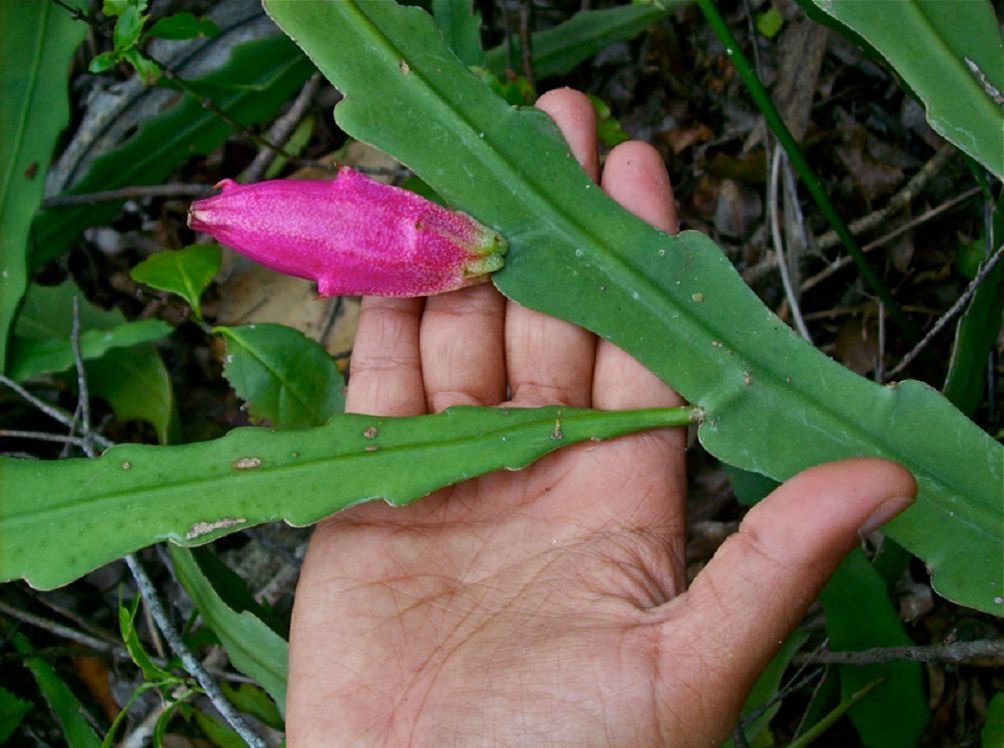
top-left (696, 0), bottom-right (917, 339)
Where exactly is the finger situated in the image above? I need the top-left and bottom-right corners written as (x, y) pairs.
top-left (506, 88), bottom-right (598, 407)
top-left (345, 296), bottom-right (427, 417)
top-left (657, 458), bottom-right (917, 738)
top-left (593, 141), bottom-right (684, 412)
top-left (421, 282), bottom-right (507, 411)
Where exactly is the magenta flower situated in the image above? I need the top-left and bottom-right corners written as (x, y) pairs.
top-left (187, 168), bottom-right (506, 297)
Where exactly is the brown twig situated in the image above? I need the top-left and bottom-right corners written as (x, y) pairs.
top-left (794, 639), bottom-right (1004, 666)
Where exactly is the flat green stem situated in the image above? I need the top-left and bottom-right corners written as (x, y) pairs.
top-left (696, 0), bottom-right (917, 339)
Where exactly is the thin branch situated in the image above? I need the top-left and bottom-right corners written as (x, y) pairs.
top-left (794, 639), bottom-right (1004, 666)
top-left (0, 374), bottom-right (114, 449)
top-left (815, 143), bottom-right (957, 251)
top-left (71, 297), bottom-right (96, 458)
top-left (243, 72), bottom-right (323, 183)
top-left (124, 554), bottom-right (266, 748)
top-left (42, 183), bottom-right (209, 208)
top-left (0, 600), bottom-right (123, 655)
top-left (769, 145), bottom-right (812, 341)
top-left (885, 243), bottom-right (1004, 380)
top-left (0, 429), bottom-right (91, 448)
top-left (801, 187), bottom-right (981, 293)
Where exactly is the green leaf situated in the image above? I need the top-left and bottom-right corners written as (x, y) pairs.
top-left (113, 5), bottom-right (145, 52)
top-left (983, 692), bottom-right (1004, 748)
top-left (260, 0), bottom-right (1003, 615)
top-left (807, 0), bottom-right (1004, 181)
top-left (146, 12), bottom-right (219, 41)
top-left (170, 546), bottom-right (289, 718)
top-left (119, 596), bottom-right (176, 683)
top-left (11, 631), bottom-right (101, 748)
top-left (725, 629), bottom-right (809, 747)
top-left (0, 685), bottom-right (32, 743)
top-left (589, 94), bottom-right (630, 148)
top-left (755, 9), bottom-right (783, 38)
top-left (483, 1), bottom-right (680, 79)
top-left (131, 244), bottom-right (221, 320)
top-left (0, 405), bottom-right (697, 589)
top-left (431, 0), bottom-right (484, 67)
top-left (0, 0), bottom-right (86, 371)
top-left (216, 323), bottom-right (345, 430)
top-left (7, 280), bottom-right (172, 384)
top-left (88, 50), bottom-right (119, 74)
top-left (820, 549), bottom-right (930, 747)
top-left (103, 0), bottom-right (145, 18)
top-left (87, 343), bottom-right (179, 445)
top-left (32, 32), bottom-right (314, 267)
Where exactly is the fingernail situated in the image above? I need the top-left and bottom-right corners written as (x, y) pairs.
top-left (858, 495), bottom-right (915, 537)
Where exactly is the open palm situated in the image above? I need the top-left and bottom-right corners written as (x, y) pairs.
top-left (286, 89), bottom-right (915, 747)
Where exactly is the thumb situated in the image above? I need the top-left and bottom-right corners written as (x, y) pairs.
top-left (656, 457), bottom-right (916, 743)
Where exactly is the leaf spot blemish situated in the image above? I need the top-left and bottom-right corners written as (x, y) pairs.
top-left (233, 456), bottom-right (262, 470)
top-left (186, 517), bottom-right (247, 540)
top-left (658, 249), bottom-right (666, 256)
top-left (691, 292), bottom-right (704, 303)
top-left (551, 412), bottom-right (564, 440)
top-left (711, 340), bottom-right (723, 348)
top-left (743, 370), bottom-right (753, 386)
top-left (121, 461), bottom-right (131, 470)
top-left (363, 426), bottom-right (379, 439)
top-left (399, 60), bottom-right (410, 74)
top-left (364, 444), bottom-right (380, 452)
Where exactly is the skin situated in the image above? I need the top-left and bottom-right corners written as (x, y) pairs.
top-left (285, 88), bottom-right (916, 747)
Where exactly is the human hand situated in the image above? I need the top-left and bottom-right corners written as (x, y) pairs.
top-left (285, 88), bottom-right (916, 747)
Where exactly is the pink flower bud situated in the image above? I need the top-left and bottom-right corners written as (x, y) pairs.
top-left (187, 168), bottom-right (506, 297)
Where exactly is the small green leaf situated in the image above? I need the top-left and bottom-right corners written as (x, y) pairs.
top-left (588, 94), bottom-right (630, 148)
top-left (0, 685), bottom-right (32, 742)
top-left (755, 9), bottom-right (784, 38)
top-left (0, 404), bottom-right (697, 589)
top-left (11, 631), bottom-right (101, 748)
top-left (119, 596), bottom-right (176, 683)
top-left (216, 323), bottom-right (345, 430)
top-left (146, 12), bottom-right (219, 41)
top-left (170, 546), bottom-right (289, 718)
top-left (121, 47), bottom-right (161, 84)
top-left (112, 6), bottom-right (145, 52)
top-left (820, 549), bottom-right (930, 747)
top-left (88, 50), bottom-right (119, 74)
top-left (263, 114), bottom-right (315, 179)
top-left (87, 343), bottom-right (180, 445)
top-left (131, 244), bottom-right (222, 320)
top-left (102, 0), bottom-right (144, 18)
